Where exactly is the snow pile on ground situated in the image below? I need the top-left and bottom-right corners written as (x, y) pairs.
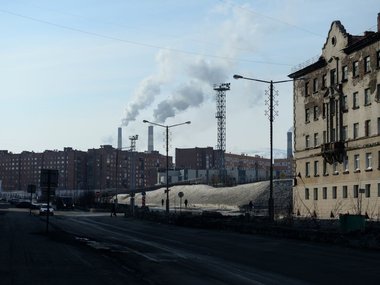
top-left (118, 180), bottom-right (292, 213)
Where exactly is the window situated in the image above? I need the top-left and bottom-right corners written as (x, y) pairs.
top-left (354, 154), bottom-right (360, 170)
top-left (377, 84), bottom-right (380, 102)
top-left (342, 126), bottom-right (348, 141)
top-left (305, 108), bottom-right (310, 123)
top-left (322, 104), bottom-right (326, 118)
top-left (305, 162), bottom-right (310, 177)
top-left (314, 133), bottom-right (319, 147)
top-left (377, 50), bottom-right (380, 68)
top-left (332, 186), bottom-right (337, 199)
top-left (313, 78), bottom-right (318, 93)
top-left (343, 155), bottom-right (349, 172)
top-left (378, 183), bottom-right (380, 197)
top-left (353, 123), bottom-right (359, 139)
top-left (353, 61), bottom-right (359, 77)
top-left (353, 185), bottom-right (359, 198)
top-left (365, 153), bottom-right (372, 169)
top-left (343, 95), bottom-right (348, 111)
top-left (378, 117), bottom-right (380, 135)
top-left (323, 160), bottom-right (328, 175)
top-left (305, 135), bottom-right (310, 148)
top-left (365, 120), bottom-right (371, 137)
top-left (353, 92), bottom-right (359, 108)
top-left (305, 188), bottom-right (310, 200)
top-left (342, 65), bottom-right (348, 81)
top-left (364, 88), bottom-right (371, 106)
top-left (313, 188), bottom-right (318, 200)
top-left (323, 131), bottom-right (327, 144)
top-left (314, 161), bottom-right (319, 176)
top-left (313, 106), bottom-right (319, 120)
top-left (364, 56), bottom-right (371, 73)
top-left (323, 187), bottom-right (327, 199)
top-left (331, 128), bottom-right (336, 142)
top-left (365, 184), bottom-right (371, 198)
top-left (305, 82), bottom-right (310, 96)
top-left (330, 69), bottom-right (336, 85)
top-left (343, 186), bottom-right (348, 199)
top-left (322, 74), bottom-right (327, 89)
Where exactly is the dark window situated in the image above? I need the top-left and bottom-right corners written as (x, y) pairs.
top-left (314, 160), bottom-right (319, 176)
top-left (305, 162), bottom-right (310, 177)
top-left (377, 50), bottom-right (380, 68)
top-left (364, 56), bottom-right (371, 73)
top-left (323, 159), bottom-right (327, 175)
top-left (343, 186), bottom-right (348, 198)
top-left (364, 88), bottom-right (371, 106)
top-left (343, 95), bottom-right (348, 111)
top-left (305, 82), bottom-right (310, 96)
top-left (305, 188), bottom-right (309, 200)
top-left (322, 74), bottom-right (327, 88)
top-left (313, 188), bottom-right (318, 200)
top-left (342, 126), bottom-right (348, 141)
top-left (378, 183), bottom-right (380, 197)
top-left (313, 106), bottom-right (319, 120)
top-left (365, 120), bottom-right (371, 137)
top-left (305, 135), bottom-right (310, 148)
top-left (353, 185), bottom-right (359, 198)
top-left (323, 187), bottom-right (327, 199)
top-left (353, 61), bottom-right (359, 77)
top-left (305, 108), bottom-right (310, 123)
top-left (313, 78), bottom-right (318, 93)
top-left (353, 92), bottom-right (359, 108)
top-left (377, 84), bottom-right (380, 102)
top-left (365, 184), bottom-right (371, 198)
top-left (332, 186), bottom-right (337, 199)
top-left (353, 123), bottom-right (359, 139)
top-left (330, 69), bottom-right (336, 85)
top-left (342, 65), bottom-right (348, 80)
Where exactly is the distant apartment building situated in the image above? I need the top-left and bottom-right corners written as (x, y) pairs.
top-left (0, 146), bottom-right (168, 192)
top-left (289, 14), bottom-right (380, 219)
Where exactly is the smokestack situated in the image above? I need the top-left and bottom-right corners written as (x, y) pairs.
top-left (148, 126), bottom-right (154, 152)
top-left (117, 127), bottom-right (122, 150)
top-left (287, 131), bottom-right (293, 159)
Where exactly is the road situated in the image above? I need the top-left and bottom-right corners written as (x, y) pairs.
top-left (1, 205), bottom-right (380, 284)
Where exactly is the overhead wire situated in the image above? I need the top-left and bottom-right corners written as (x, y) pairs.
top-left (0, 7), bottom-right (292, 67)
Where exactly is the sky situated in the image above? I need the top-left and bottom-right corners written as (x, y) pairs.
top-left (0, 0), bottom-right (378, 158)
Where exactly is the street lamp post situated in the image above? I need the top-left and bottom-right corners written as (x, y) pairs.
top-left (233, 74), bottom-right (297, 222)
top-left (143, 120), bottom-right (191, 215)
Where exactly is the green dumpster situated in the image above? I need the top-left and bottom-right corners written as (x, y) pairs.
top-left (339, 214), bottom-right (365, 233)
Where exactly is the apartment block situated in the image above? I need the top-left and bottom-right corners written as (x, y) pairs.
top-left (289, 14), bottom-right (380, 219)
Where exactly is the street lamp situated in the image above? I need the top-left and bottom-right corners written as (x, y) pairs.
top-left (233, 74), bottom-right (297, 222)
top-left (143, 119), bottom-right (191, 215)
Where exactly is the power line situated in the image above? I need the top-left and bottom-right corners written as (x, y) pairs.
top-left (220, 0), bottom-right (324, 38)
top-left (0, 8), bottom-right (292, 67)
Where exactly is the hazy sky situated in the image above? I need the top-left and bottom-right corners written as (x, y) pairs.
top-left (0, 1), bottom-right (378, 157)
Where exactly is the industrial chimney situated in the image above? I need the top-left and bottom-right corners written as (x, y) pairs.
top-left (117, 127), bottom-right (122, 150)
top-left (148, 126), bottom-right (154, 152)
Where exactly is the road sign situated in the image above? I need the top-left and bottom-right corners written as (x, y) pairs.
top-left (27, 184), bottom-right (36, 193)
top-left (40, 169), bottom-right (59, 188)
top-left (178, 192), bottom-right (184, 198)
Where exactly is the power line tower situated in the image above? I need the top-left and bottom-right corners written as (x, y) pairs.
top-left (214, 83), bottom-right (230, 185)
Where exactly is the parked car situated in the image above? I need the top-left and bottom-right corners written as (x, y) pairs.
top-left (39, 204), bottom-right (54, 216)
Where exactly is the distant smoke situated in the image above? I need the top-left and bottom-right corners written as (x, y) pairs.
top-left (122, 2), bottom-right (262, 125)
top-left (122, 76), bottom-right (162, 126)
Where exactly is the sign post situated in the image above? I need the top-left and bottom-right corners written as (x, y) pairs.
top-left (40, 169), bottom-right (58, 234)
top-left (27, 184), bottom-right (36, 215)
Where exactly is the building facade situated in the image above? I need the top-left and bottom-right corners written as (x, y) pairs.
top-left (0, 146), bottom-right (169, 193)
top-left (289, 15), bottom-right (380, 219)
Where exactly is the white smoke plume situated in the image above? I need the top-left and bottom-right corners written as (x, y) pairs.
top-left (122, 2), bottom-right (262, 125)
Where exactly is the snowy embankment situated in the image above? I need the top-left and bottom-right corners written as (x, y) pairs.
top-left (117, 180), bottom-right (292, 214)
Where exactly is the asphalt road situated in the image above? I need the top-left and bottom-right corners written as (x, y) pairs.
top-left (1, 205), bottom-right (380, 284)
